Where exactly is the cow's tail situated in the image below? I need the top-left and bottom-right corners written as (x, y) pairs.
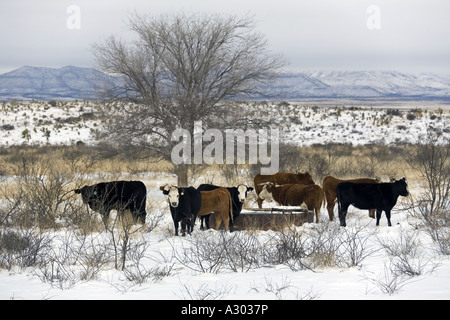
top-left (336, 187), bottom-right (341, 213)
top-left (320, 186), bottom-right (326, 208)
top-left (228, 192), bottom-right (233, 223)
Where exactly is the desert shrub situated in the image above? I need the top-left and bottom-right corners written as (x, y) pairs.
top-left (1, 124), bottom-right (14, 131)
top-left (407, 128), bottom-right (450, 217)
top-left (386, 109), bottom-right (402, 117)
top-left (0, 147), bottom-right (96, 230)
top-left (378, 227), bottom-right (439, 276)
top-left (170, 230), bottom-right (265, 274)
top-left (0, 228), bottom-right (52, 270)
top-left (405, 127), bottom-right (450, 254)
top-left (265, 223), bottom-right (378, 271)
top-left (266, 225), bottom-right (315, 270)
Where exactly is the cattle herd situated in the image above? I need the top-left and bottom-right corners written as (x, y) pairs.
top-left (74, 171), bottom-right (409, 235)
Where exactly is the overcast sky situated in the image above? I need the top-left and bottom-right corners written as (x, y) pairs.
top-left (1, 0), bottom-right (449, 75)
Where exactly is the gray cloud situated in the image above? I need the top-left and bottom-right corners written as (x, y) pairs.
top-left (0, 0), bottom-right (449, 74)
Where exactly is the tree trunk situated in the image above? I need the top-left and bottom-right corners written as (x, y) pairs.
top-left (176, 164), bottom-right (189, 186)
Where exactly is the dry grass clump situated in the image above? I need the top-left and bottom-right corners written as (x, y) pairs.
top-left (0, 145), bottom-right (170, 231)
top-left (0, 145), bottom-right (172, 177)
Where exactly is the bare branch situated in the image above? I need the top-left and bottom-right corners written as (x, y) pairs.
top-left (92, 12), bottom-right (284, 184)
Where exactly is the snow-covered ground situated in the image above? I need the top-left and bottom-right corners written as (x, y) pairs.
top-left (0, 101), bottom-right (449, 301)
top-left (0, 192), bottom-right (449, 300)
top-left (1, 100), bottom-right (450, 147)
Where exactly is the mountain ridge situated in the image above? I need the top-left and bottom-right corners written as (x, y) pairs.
top-left (1, 66), bottom-right (450, 101)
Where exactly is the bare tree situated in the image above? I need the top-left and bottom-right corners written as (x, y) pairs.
top-left (92, 12), bottom-right (284, 185)
top-left (407, 127), bottom-right (450, 217)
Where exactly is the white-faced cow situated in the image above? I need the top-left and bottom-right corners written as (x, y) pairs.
top-left (196, 184), bottom-right (254, 231)
top-left (161, 185), bottom-right (202, 236)
top-left (254, 172), bottom-right (315, 208)
top-left (336, 178), bottom-right (409, 227)
top-left (74, 180), bottom-right (147, 224)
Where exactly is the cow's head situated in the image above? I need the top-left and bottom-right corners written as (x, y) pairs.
top-left (258, 182), bottom-right (275, 201)
top-left (74, 185), bottom-right (103, 210)
top-left (236, 184), bottom-right (254, 203)
top-left (75, 185), bottom-right (95, 203)
top-left (297, 171), bottom-right (315, 184)
top-left (394, 177), bottom-right (409, 197)
top-left (160, 184), bottom-right (177, 200)
top-left (163, 186), bottom-right (183, 208)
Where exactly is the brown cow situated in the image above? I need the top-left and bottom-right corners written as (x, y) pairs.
top-left (198, 187), bottom-right (233, 231)
top-left (259, 183), bottom-right (324, 223)
top-left (254, 172), bottom-right (315, 208)
top-left (322, 176), bottom-right (380, 221)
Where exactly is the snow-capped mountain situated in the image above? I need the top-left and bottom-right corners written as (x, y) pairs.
top-left (1, 66), bottom-right (450, 101)
top-left (0, 66), bottom-right (118, 101)
top-left (272, 71), bottom-right (450, 100)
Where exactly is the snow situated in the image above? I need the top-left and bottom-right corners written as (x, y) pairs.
top-left (0, 101), bottom-right (449, 301)
top-left (1, 100), bottom-right (450, 147)
top-left (1, 208), bottom-right (449, 300)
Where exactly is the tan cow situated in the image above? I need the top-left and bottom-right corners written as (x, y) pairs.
top-left (254, 172), bottom-right (315, 208)
top-left (198, 187), bottom-right (233, 231)
top-left (259, 183), bottom-right (324, 223)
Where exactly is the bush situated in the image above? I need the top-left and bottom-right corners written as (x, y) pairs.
top-left (0, 229), bottom-right (52, 270)
top-left (1, 124), bottom-right (14, 131)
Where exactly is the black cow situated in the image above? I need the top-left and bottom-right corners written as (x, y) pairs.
top-left (161, 185), bottom-right (202, 236)
top-left (196, 184), bottom-right (254, 231)
top-left (74, 180), bottom-right (147, 224)
top-left (336, 178), bottom-right (409, 227)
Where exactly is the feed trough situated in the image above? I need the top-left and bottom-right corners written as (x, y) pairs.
top-left (208, 206), bottom-right (315, 231)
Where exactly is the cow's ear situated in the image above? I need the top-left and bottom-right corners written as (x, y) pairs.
top-left (159, 186), bottom-right (165, 191)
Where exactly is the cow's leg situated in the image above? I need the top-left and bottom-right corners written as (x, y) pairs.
top-left (375, 209), bottom-right (382, 226)
top-left (185, 214), bottom-right (196, 235)
top-left (215, 213), bottom-right (224, 231)
top-left (101, 210), bottom-right (111, 228)
top-left (173, 220), bottom-right (179, 236)
top-left (326, 199), bottom-right (335, 221)
top-left (229, 217), bottom-right (234, 232)
top-left (200, 215), bottom-right (210, 230)
top-left (223, 214), bottom-right (230, 232)
top-left (190, 215), bottom-right (197, 233)
top-left (204, 214), bottom-right (210, 230)
top-left (170, 210), bottom-right (179, 236)
top-left (132, 209), bottom-right (146, 224)
top-left (314, 203), bottom-right (320, 223)
top-left (368, 209), bottom-right (375, 219)
top-left (138, 211), bottom-right (146, 224)
top-left (183, 209), bottom-right (192, 236)
top-left (136, 204), bottom-right (147, 224)
top-left (200, 216), bottom-right (205, 230)
top-left (180, 220), bottom-right (187, 236)
top-left (338, 203), bottom-right (348, 227)
top-left (257, 196), bottom-right (263, 209)
top-left (385, 209), bottom-right (392, 227)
